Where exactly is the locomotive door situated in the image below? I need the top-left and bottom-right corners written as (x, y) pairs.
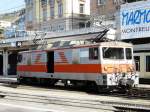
top-left (134, 56), bottom-right (140, 72)
top-left (8, 52), bottom-right (18, 75)
top-left (47, 51), bottom-right (54, 73)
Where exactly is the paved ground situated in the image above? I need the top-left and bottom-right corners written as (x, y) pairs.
top-left (0, 95), bottom-right (114, 112)
top-left (0, 102), bottom-right (52, 112)
top-left (0, 77), bottom-right (17, 85)
top-left (0, 77), bottom-right (150, 112)
top-left (0, 83), bottom-right (116, 112)
top-left (0, 83), bottom-right (150, 106)
top-left (139, 84), bottom-right (150, 89)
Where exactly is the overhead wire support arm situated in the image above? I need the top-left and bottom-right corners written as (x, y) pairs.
top-left (92, 29), bottom-right (109, 43)
top-left (33, 32), bottom-right (38, 45)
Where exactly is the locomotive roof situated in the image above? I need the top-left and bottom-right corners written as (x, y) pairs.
top-left (19, 41), bottom-right (133, 53)
top-left (99, 41), bottom-right (133, 47)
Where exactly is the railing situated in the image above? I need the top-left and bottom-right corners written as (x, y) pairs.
top-left (0, 26), bottom-right (105, 44)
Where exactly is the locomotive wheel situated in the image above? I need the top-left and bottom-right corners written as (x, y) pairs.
top-left (97, 86), bottom-right (113, 94)
top-left (17, 77), bottom-right (28, 85)
top-left (39, 78), bottom-right (57, 87)
top-left (30, 78), bottom-right (38, 85)
top-left (39, 78), bottom-right (49, 86)
top-left (49, 79), bottom-right (58, 86)
top-left (17, 77), bottom-right (23, 84)
top-left (86, 81), bottom-right (98, 93)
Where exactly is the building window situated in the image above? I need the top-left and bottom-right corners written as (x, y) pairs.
top-left (58, 2), bottom-right (63, 17)
top-left (49, 0), bottom-right (55, 18)
top-left (89, 47), bottom-right (99, 60)
top-left (79, 4), bottom-right (85, 14)
top-left (41, 0), bottom-right (47, 21)
top-left (43, 10), bottom-right (47, 21)
top-left (27, 10), bottom-right (33, 22)
top-left (134, 56), bottom-right (140, 72)
top-left (50, 7), bottom-right (54, 18)
top-left (49, 0), bottom-right (55, 5)
top-left (58, 25), bottom-right (64, 31)
top-left (41, 0), bottom-right (47, 6)
top-left (113, 0), bottom-right (124, 4)
top-left (86, 21), bottom-right (91, 28)
top-left (79, 22), bottom-right (85, 29)
top-left (25, 0), bottom-right (33, 5)
top-left (146, 56), bottom-right (150, 72)
top-left (97, 0), bottom-right (106, 5)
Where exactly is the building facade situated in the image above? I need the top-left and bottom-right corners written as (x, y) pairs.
top-left (4, 9), bottom-right (26, 38)
top-left (90, 0), bottom-right (125, 21)
top-left (90, 0), bottom-right (142, 17)
top-left (0, 21), bottom-right (12, 39)
top-left (90, 0), bottom-right (124, 30)
top-left (0, 21), bottom-right (11, 29)
top-left (90, 0), bottom-right (141, 28)
top-left (25, 0), bottom-right (90, 31)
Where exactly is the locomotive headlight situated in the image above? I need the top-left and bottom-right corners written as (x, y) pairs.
top-left (104, 66), bottom-right (108, 71)
top-left (130, 66), bottom-right (134, 72)
top-left (128, 66), bottom-right (135, 72)
top-left (102, 75), bottom-right (107, 84)
top-left (103, 75), bottom-right (107, 80)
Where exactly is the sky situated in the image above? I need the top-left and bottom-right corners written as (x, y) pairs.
top-left (0, 0), bottom-right (25, 14)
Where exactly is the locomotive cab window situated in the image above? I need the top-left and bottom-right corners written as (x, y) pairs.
top-left (146, 56), bottom-right (150, 72)
top-left (17, 54), bottom-right (22, 63)
top-left (126, 48), bottom-right (132, 60)
top-left (103, 47), bottom-right (124, 59)
top-left (89, 47), bottom-right (99, 60)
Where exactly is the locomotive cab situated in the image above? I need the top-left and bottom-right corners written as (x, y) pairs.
top-left (98, 42), bottom-right (139, 89)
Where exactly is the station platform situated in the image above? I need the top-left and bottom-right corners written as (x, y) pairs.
top-left (0, 76), bottom-right (17, 83)
top-left (138, 84), bottom-right (150, 89)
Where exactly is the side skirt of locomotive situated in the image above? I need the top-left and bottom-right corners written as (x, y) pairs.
top-left (17, 71), bottom-right (136, 93)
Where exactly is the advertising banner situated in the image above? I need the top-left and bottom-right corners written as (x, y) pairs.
top-left (120, 0), bottom-right (150, 39)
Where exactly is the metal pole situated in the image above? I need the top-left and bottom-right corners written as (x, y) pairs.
top-left (72, 0), bottom-right (73, 30)
top-left (39, 0), bottom-right (40, 30)
top-left (3, 50), bottom-right (8, 76)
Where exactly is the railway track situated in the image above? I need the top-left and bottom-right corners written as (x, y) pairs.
top-left (101, 88), bottom-right (150, 100)
top-left (0, 89), bottom-right (150, 112)
top-left (0, 91), bottom-right (117, 111)
top-left (1, 83), bottom-right (150, 111)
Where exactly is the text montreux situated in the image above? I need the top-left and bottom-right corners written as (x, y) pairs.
top-left (122, 9), bottom-right (150, 26)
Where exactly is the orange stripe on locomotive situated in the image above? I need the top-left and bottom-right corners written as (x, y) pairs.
top-left (17, 64), bottom-right (134, 74)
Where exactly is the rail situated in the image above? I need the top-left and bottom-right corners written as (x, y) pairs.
top-left (0, 88), bottom-right (150, 111)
